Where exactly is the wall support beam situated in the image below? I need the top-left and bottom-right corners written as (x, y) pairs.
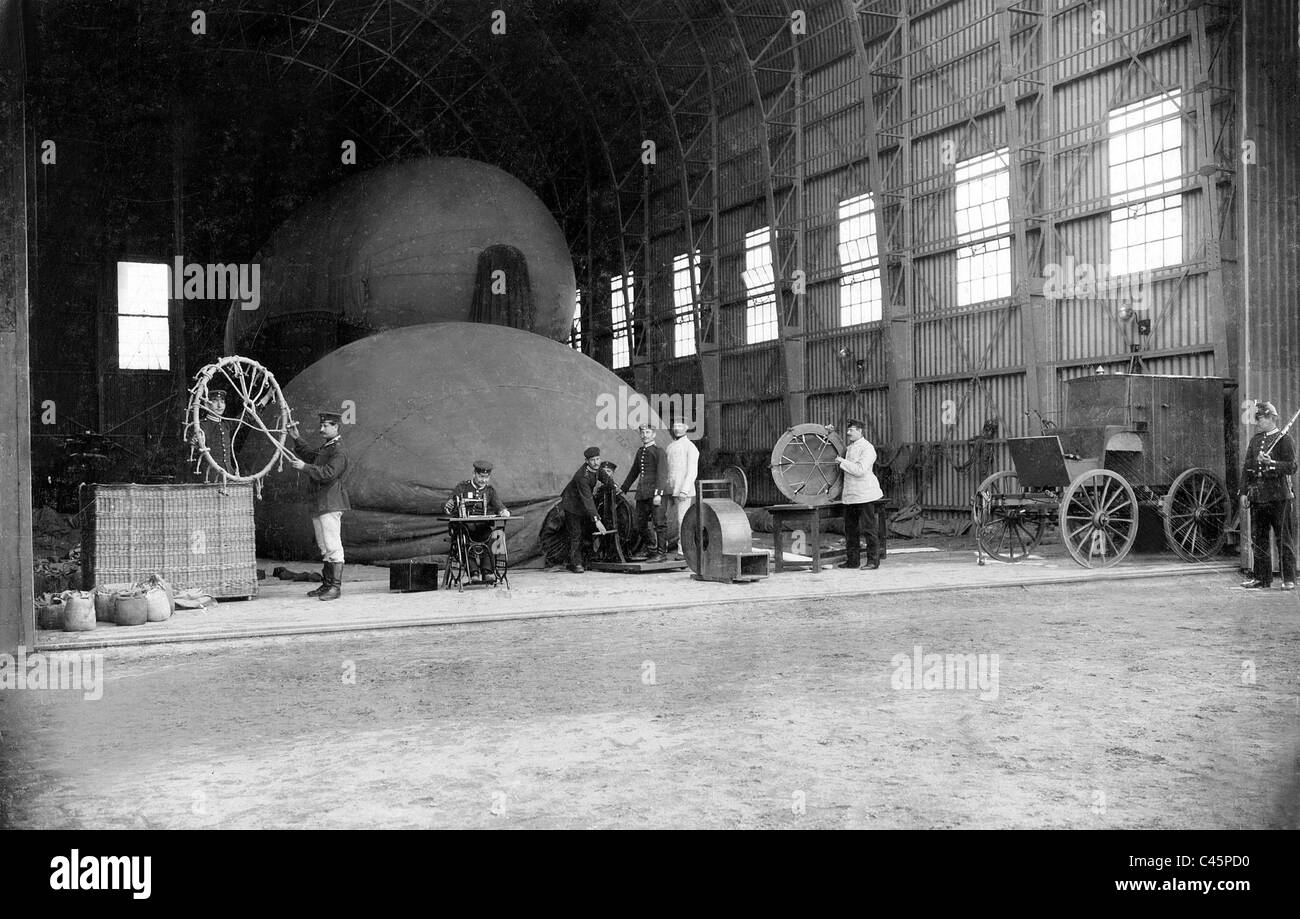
top-left (0, 0), bottom-right (35, 651)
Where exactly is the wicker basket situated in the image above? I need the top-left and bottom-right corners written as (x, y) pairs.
top-left (82, 483), bottom-right (258, 599)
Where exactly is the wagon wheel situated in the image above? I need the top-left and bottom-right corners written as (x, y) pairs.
top-left (769, 423), bottom-right (846, 506)
top-left (1059, 469), bottom-right (1139, 568)
top-left (973, 470), bottom-right (1045, 562)
top-left (1161, 468), bottom-right (1229, 562)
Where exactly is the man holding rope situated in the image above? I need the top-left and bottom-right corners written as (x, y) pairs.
top-left (1240, 401), bottom-right (1297, 591)
top-left (287, 411), bottom-right (351, 601)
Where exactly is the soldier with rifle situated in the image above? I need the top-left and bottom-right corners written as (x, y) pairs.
top-left (1240, 401), bottom-right (1298, 591)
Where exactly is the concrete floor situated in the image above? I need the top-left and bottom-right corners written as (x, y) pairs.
top-left (2, 569), bottom-right (1296, 829)
top-left (36, 540), bottom-right (1240, 650)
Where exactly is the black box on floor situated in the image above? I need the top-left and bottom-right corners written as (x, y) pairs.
top-left (389, 562), bottom-right (439, 592)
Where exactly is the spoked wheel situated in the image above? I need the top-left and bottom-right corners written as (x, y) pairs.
top-left (593, 491), bottom-right (640, 562)
top-left (1161, 468), bottom-right (1229, 562)
top-left (973, 470), bottom-right (1046, 562)
top-left (769, 423), bottom-right (846, 506)
top-left (1059, 469), bottom-right (1139, 568)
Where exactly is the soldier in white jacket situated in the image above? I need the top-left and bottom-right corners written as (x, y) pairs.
top-left (835, 418), bottom-right (884, 569)
top-left (664, 420), bottom-right (699, 558)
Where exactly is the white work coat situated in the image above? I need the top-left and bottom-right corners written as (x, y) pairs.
top-left (665, 436), bottom-right (700, 498)
top-left (841, 437), bottom-right (883, 504)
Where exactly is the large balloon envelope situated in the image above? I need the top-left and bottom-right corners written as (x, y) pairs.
top-left (224, 157), bottom-right (576, 382)
top-left (252, 322), bottom-right (659, 563)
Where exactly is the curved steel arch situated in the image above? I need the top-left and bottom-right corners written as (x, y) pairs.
top-left (533, 3), bottom-right (659, 375)
top-left (225, 0), bottom-right (567, 208)
top-left (617, 2), bottom-right (719, 376)
top-left (217, 6), bottom-right (491, 163)
top-left (210, 45), bottom-right (429, 161)
top-left (383, 0), bottom-right (565, 208)
top-left (716, 0), bottom-right (803, 426)
top-left (520, 12), bottom-right (640, 360)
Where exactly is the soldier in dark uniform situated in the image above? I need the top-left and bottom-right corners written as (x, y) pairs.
top-left (1240, 401), bottom-right (1297, 590)
top-left (194, 389), bottom-right (236, 482)
top-left (621, 423), bottom-right (669, 562)
top-left (444, 460), bottom-right (510, 585)
top-left (287, 411), bottom-right (351, 601)
top-left (559, 446), bottom-right (608, 573)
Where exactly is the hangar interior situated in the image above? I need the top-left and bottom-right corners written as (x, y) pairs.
top-left (2, 0), bottom-right (1298, 644)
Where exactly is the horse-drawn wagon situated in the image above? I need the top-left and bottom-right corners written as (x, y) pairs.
top-left (973, 374), bottom-right (1235, 568)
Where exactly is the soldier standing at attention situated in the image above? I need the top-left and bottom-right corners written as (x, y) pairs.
top-left (194, 388), bottom-right (236, 482)
top-left (287, 411), bottom-right (351, 601)
top-left (622, 423), bottom-right (670, 563)
top-left (1240, 401), bottom-right (1297, 591)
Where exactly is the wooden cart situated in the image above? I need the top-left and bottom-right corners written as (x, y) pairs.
top-left (973, 374), bottom-right (1235, 568)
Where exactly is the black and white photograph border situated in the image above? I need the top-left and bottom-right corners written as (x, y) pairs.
top-left (0, 0), bottom-right (1297, 850)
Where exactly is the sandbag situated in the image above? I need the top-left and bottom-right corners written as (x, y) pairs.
top-left (94, 582), bottom-right (131, 621)
top-left (114, 590), bottom-right (150, 627)
top-left (35, 594), bottom-right (65, 630)
top-left (135, 574), bottom-right (175, 615)
top-left (60, 590), bottom-right (96, 632)
top-left (143, 587), bottom-right (171, 622)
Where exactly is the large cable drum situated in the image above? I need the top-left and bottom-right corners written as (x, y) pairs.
top-left (681, 497), bottom-right (768, 582)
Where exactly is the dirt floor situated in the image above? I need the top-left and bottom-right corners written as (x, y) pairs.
top-left (2, 572), bottom-right (1298, 829)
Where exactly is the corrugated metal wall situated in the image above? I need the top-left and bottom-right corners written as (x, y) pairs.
top-left (634, 0), bottom-right (1241, 509)
top-left (1243, 0), bottom-right (1300, 446)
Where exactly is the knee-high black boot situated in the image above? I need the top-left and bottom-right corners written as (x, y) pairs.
top-left (319, 563), bottom-right (343, 601)
top-left (306, 562), bottom-right (330, 597)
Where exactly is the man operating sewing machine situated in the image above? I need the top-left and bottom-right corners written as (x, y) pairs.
top-left (444, 460), bottom-right (510, 585)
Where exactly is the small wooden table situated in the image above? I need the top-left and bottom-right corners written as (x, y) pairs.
top-left (769, 502), bottom-right (843, 574)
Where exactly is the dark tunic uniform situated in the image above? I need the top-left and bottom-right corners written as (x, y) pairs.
top-left (560, 464), bottom-right (602, 568)
top-left (444, 480), bottom-right (506, 574)
top-left (444, 480), bottom-right (506, 517)
top-left (291, 435), bottom-right (351, 513)
top-left (621, 444), bottom-right (669, 555)
top-left (1242, 429), bottom-right (1297, 585)
top-left (196, 416), bottom-right (235, 482)
top-left (561, 465), bottom-right (601, 518)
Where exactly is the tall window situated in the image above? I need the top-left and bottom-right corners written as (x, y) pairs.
top-left (838, 193), bottom-right (882, 325)
top-left (610, 272), bottom-right (633, 369)
top-left (116, 261), bottom-right (170, 370)
top-left (955, 149), bottom-right (1012, 307)
top-left (569, 289), bottom-right (583, 351)
top-left (743, 227), bottom-right (777, 343)
top-left (673, 251), bottom-right (699, 357)
top-left (1108, 92), bottom-right (1182, 275)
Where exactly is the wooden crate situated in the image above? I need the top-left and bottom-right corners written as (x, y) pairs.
top-left (82, 483), bottom-right (258, 598)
